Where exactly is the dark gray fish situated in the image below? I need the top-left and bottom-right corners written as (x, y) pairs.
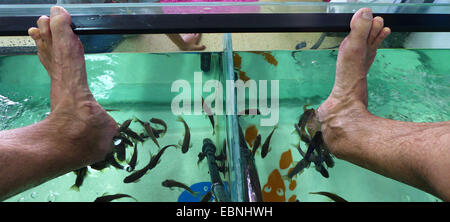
top-left (124, 128), bottom-right (144, 143)
top-left (315, 164), bottom-right (329, 178)
top-left (322, 148), bottom-right (335, 168)
top-left (118, 119), bottom-right (132, 133)
top-left (252, 134), bottom-right (262, 157)
top-left (197, 151), bottom-right (206, 166)
top-left (261, 125), bottom-right (278, 159)
top-left (105, 109), bottom-right (120, 112)
top-left (296, 141), bottom-right (329, 178)
top-left (177, 116), bottom-right (191, 154)
top-left (71, 167), bottom-right (88, 191)
top-left (202, 97), bottom-right (215, 136)
top-left (309, 192), bottom-right (347, 202)
top-left (162, 179), bottom-right (199, 197)
top-left (126, 141), bottom-right (138, 172)
top-left (294, 123), bottom-right (311, 144)
top-left (115, 142), bottom-right (126, 162)
top-left (94, 194), bottom-right (137, 202)
top-left (286, 158), bottom-right (310, 179)
top-left (150, 118), bottom-right (167, 137)
top-left (117, 134), bottom-right (133, 147)
top-left (200, 190), bottom-right (213, 202)
top-left (135, 117), bottom-right (160, 149)
top-left (304, 132), bottom-right (322, 161)
top-left (123, 144), bottom-right (177, 183)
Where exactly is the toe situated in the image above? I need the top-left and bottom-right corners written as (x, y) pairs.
top-left (49, 6), bottom-right (75, 41)
top-left (37, 15), bottom-right (52, 43)
top-left (368, 17), bottom-right (384, 45)
top-left (28, 27), bottom-right (41, 41)
top-left (372, 27), bottom-right (391, 49)
top-left (349, 8), bottom-right (374, 45)
top-left (28, 27), bottom-right (44, 49)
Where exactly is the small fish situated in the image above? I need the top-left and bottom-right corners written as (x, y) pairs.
top-left (294, 123), bottom-right (311, 144)
top-left (162, 179), bottom-right (199, 197)
top-left (117, 134), bottom-right (133, 147)
top-left (150, 118), bottom-right (168, 137)
top-left (126, 141), bottom-right (138, 172)
top-left (177, 116), bottom-right (191, 154)
top-left (115, 142), bottom-right (126, 162)
top-left (105, 109), bottom-right (120, 112)
top-left (197, 151), bottom-right (206, 166)
top-left (261, 125), bottom-right (278, 159)
top-left (135, 117), bottom-right (160, 149)
top-left (304, 132), bottom-right (323, 161)
top-left (309, 192), bottom-right (347, 202)
top-left (202, 97), bottom-right (215, 136)
top-left (299, 105), bottom-right (314, 127)
top-left (94, 193), bottom-right (137, 202)
top-left (200, 190), bottom-right (213, 202)
top-left (296, 143), bottom-right (316, 164)
top-left (123, 144), bottom-right (177, 183)
top-left (322, 147), bottom-right (335, 168)
top-left (315, 164), bottom-right (329, 178)
top-left (71, 167), bottom-right (88, 191)
top-left (124, 128), bottom-right (144, 143)
top-left (252, 134), bottom-right (262, 157)
top-left (118, 119), bottom-right (132, 133)
top-left (296, 142), bottom-right (329, 178)
top-left (285, 158), bottom-right (310, 180)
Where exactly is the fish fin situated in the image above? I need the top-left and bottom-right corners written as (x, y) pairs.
top-left (189, 143), bottom-right (193, 148)
top-left (178, 140), bottom-right (183, 147)
top-left (70, 185), bottom-right (80, 192)
top-left (177, 116), bottom-right (184, 122)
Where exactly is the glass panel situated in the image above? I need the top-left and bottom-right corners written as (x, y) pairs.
top-left (233, 48), bottom-right (448, 202)
top-left (0, 50), bottom-right (233, 202)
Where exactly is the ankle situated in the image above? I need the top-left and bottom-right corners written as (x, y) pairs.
top-left (317, 98), bottom-right (370, 157)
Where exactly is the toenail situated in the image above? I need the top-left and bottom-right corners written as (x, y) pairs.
top-left (50, 6), bottom-right (62, 17)
top-left (362, 10), bottom-right (373, 20)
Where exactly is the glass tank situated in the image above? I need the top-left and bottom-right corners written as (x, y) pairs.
top-left (0, 0), bottom-right (448, 202)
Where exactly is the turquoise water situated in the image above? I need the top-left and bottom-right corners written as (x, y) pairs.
top-left (0, 49), bottom-right (448, 202)
top-left (235, 49), bottom-right (449, 202)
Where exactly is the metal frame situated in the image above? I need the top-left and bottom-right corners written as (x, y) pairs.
top-left (1, 13), bottom-right (450, 36)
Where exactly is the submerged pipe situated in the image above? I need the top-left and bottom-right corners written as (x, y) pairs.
top-left (202, 138), bottom-right (231, 202)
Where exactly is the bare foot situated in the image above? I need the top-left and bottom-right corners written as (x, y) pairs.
top-left (316, 8), bottom-right (391, 157)
top-left (28, 6), bottom-right (117, 165)
top-left (181, 33), bottom-right (206, 51)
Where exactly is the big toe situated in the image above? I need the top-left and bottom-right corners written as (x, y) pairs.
top-left (49, 6), bottom-right (75, 41)
top-left (349, 8), bottom-right (374, 45)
